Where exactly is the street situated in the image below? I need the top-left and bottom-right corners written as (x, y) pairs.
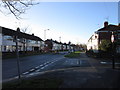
top-left (2, 52), bottom-right (91, 81)
top-left (2, 52), bottom-right (66, 80)
top-left (2, 52), bottom-right (120, 88)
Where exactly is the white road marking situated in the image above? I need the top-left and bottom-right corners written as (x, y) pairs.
top-left (36, 69), bottom-right (41, 72)
top-left (100, 62), bottom-right (107, 64)
top-left (30, 69), bottom-right (35, 72)
top-left (51, 62), bottom-right (54, 64)
top-left (41, 67), bottom-right (45, 69)
top-left (29, 73), bottom-right (34, 76)
top-left (23, 72), bottom-right (29, 75)
top-left (45, 65), bottom-right (48, 67)
top-left (77, 61), bottom-right (79, 64)
top-left (35, 66), bottom-right (40, 69)
top-left (44, 63), bottom-right (47, 65)
top-left (40, 64), bottom-right (43, 67)
top-left (23, 59), bottom-right (62, 75)
top-left (47, 61), bottom-right (50, 64)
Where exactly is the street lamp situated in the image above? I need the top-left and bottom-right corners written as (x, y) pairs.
top-left (59, 37), bottom-right (61, 42)
top-left (44, 29), bottom-right (49, 41)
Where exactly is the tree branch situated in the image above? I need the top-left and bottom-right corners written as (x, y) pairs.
top-left (4, 1), bottom-right (18, 19)
top-left (7, 1), bottom-right (23, 14)
top-left (0, 0), bottom-right (39, 19)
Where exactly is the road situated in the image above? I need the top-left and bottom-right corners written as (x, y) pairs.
top-left (2, 52), bottom-right (91, 81)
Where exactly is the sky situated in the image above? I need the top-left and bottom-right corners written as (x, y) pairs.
top-left (0, 1), bottom-right (118, 44)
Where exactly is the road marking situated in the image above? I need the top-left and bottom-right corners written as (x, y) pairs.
top-left (40, 64), bottom-right (43, 67)
top-left (22, 59), bottom-right (62, 76)
top-left (44, 62), bottom-right (47, 65)
top-left (51, 62), bottom-right (54, 64)
top-left (100, 62), bottom-right (107, 64)
top-left (47, 61), bottom-right (50, 64)
top-left (41, 67), bottom-right (45, 69)
top-left (77, 61), bottom-right (79, 64)
top-left (35, 66), bottom-right (40, 69)
top-left (100, 62), bottom-right (120, 65)
top-left (29, 73), bottom-right (34, 76)
top-left (36, 69), bottom-right (41, 72)
top-left (23, 72), bottom-right (29, 75)
top-left (45, 64), bottom-right (48, 67)
top-left (30, 69), bottom-right (35, 72)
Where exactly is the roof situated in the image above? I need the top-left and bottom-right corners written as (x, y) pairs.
top-left (98, 24), bottom-right (120, 31)
top-left (45, 39), bottom-right (63, 44)
top-left (1, 26), bottom-right (43, 41)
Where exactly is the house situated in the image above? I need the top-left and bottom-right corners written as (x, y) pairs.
top-left (44, 39), bottom-right (53, 52)
top-left (87, 21), bottom-right (120, 53)
top-left (44, 39), bottom-right (64, 52)
top-left (87, 33), bottom-right (99, 53)
top-left (62, 43), bottom-right (68, 51)
top-left (0, 26), bottom-right (44, 52)
top-left (53, 40), bottom-right (62, 51)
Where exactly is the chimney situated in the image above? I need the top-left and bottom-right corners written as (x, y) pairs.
top-left (17, 27), bottom-right (20, 32)
top-left (104, 21), bottom-right (108, 27)
top-left (32, 33), bottom-right (34, 36)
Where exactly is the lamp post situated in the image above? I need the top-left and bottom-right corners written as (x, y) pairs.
top-left (59, 37), bottom-right (61, 42)
top-left (111, 31), bottom-right (115, 69)
top-left (44, 29), bottom-right (49, 41)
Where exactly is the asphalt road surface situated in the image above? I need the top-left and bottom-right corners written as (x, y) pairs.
top-left (2, 52), bottom-right (91, 81)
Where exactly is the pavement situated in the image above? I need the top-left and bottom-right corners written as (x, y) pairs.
top-left (34, 53), bottom-right (120, 88)
top-left (2, 52), bottom-right (120, 88)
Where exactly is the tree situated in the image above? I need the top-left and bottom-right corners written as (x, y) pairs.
top-left (20, 26), bottom-right (32, 52)
top-left (0, 0), bottom-right (39, 19)
top-left (21, 25), bottom-right (31, 34)
top-left (98, 40), bottom-right (112, 52)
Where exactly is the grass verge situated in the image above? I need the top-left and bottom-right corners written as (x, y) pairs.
top-left (64, 51), bottom-right (81, 58)
top-left (3, 77), bottom-right (63, 88)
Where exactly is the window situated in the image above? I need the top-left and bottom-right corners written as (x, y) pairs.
top-left (4, 35), bottom-right (13, 41)
top-left (35, 41), bottom-right (38, 44)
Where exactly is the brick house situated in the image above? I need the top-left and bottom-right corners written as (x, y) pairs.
top-left (87, 21), bottom-right (120, 53)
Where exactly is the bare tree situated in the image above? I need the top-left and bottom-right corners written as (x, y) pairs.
top-left (20, 25), bottom-right (32, 52)
top-left (0, 0), bottom-right (39, 19)
top-left (20, 25), bottom-right (31, 34)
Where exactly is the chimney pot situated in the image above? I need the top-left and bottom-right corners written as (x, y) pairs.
top-left (104, 21), bottom-right (108, 27)
top-left (17, 27), bottom-right (20, 32)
